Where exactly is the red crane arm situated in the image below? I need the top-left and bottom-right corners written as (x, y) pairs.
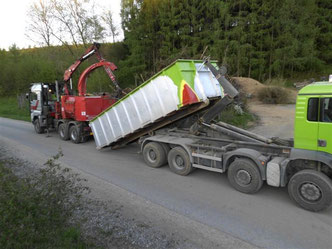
top-left (63, 43), bottom-right (101, 82)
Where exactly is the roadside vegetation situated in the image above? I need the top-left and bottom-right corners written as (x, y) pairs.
top-left (219, 105), bottom-right (256, 129)
top-left (0, 151), bottom-right (91, 249)
top-left (0, 97), bottom-right (30, 122)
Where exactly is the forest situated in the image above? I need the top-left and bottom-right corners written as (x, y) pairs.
top-left (0, 0), bottom-right (331, 96)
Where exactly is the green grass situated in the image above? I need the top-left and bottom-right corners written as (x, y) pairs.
top-left (0, 96), bottom-right (30, 121)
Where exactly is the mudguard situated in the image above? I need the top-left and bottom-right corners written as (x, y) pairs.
top-left (223, 148), bottom-right (270, 180)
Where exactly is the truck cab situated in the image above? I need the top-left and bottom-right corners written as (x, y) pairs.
top-left (28, 82), bottom-right (57, 133)
top-left (294, 82), bottom-right (332, 154)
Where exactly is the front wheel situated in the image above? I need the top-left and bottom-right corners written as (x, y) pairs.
top-left (33, 119), bottom-right (44, 134)
top-left (288, 170), bottom-right (332, 212)
top-left (227, 158), bottom-right (263, 194)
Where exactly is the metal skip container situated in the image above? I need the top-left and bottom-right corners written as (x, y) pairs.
top-left (89, 59), bottom-right (224, 149)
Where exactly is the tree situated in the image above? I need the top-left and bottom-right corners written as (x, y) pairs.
top-left (26, 0), bottom-right (110, 49)
top-left (102, 10), bottom-right (120, 43)
top-left (26, 0), bottom-right (53, 47)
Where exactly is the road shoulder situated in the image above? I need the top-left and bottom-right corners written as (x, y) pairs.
top-left (0, 134), bottom-right (257, 249)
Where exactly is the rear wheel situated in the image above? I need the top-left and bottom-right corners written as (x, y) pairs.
top-left (33, 119), bottom-right (44, 134)
top-left (227, 158), bottom-right (263, 194)
top-left (69, 125), bottom-right (82, 144)
top-left (143, 142), bottom-right (167, 168)
top-left (288, 170), bottom-right (332, 212)
top-left (168, 146), bottom-right (193, 176)
top-left (58, 123), bottom-right (69, 141)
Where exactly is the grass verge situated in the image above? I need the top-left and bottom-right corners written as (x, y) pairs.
top-left (0, 151), bottom-right (92, 249)
top-left (0, 96), bottom-right (30, 122)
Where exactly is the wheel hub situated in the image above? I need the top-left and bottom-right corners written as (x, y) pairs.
top-left (300, 183), bottom-right (321, 201)
top-left (149, 150), bottom-right (157, 161)
top-left (71, 130), bottom-right (77, 140)
top-left (236, 170), bottom-right (252, 185)
top-left (175, 155), bottom-right (184, 168)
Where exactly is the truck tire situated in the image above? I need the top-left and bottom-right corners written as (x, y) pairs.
top-left (69, 125), bottom-right (82, 144)
top-left (288, 169), bottom-right (332, 212)
top-left (227, 158), bottom-right (263, 194)
top-left (33, 119), bottom-right (44, 134)
top-left (58, 123), bottom-right (69, 141)
top-left (161, 143), bottom-right (170, 156)
top-left (168, 146), bottom-right (193, 176)
top-left (143, 142), bottom-right (167, 168)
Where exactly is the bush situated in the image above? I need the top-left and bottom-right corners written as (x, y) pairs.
top-left (257, 86), bottom-right (292, 104)
top-left (264, 78), bottom-right (287, 87)
top-left (0, 150), bottom-right (90, 249)
top-left (218, 104), bottom-right (256, 129)
top-left (265, 78), bottom-right (295, 89)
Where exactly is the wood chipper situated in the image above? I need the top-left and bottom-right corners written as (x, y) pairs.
top-left (27, 43), bottom-right (123, 143)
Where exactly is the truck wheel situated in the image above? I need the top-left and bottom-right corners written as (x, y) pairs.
top-left (168, 146), bottom-right (193, 176)
top-left (288, 170), bottom-right (332, 212)
top-left (69, 125), bottom-right (81, 144)
top-left (58, 123), bottom-right (69, 141)
top-left (161, 143), bottom-right (170, 156)
top-left (33, 119), bottom-right (44, 134)
top-left (143, 142), bottom-right (167, 168)
top-left (227, 158), bottom-right (263, 194)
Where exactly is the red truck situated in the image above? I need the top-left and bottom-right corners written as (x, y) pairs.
top-left (27, 43), bottom-right (122, 143)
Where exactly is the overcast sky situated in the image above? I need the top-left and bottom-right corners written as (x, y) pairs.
top-left (0, 0), bottom-right (122, 50)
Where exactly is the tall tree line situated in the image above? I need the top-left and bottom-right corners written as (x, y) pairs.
top-left (0, 0), bottom-right (331, 97)
top-left (121, 0), bottom-right (332, 82)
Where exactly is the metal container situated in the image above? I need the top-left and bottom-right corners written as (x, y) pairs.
top-left (90, 59), bottom-right (224, 149)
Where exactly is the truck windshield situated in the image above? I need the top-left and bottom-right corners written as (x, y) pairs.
top-left (320, 98), bottom-right (332, 123)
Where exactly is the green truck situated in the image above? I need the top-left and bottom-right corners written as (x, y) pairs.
top-left (139, 80), bottom-right (332, 212)
top-left (90, 58), bottom-right (332, 212)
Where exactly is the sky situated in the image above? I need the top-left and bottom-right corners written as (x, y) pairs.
top-left (0, 0), bottom-right (122, 50)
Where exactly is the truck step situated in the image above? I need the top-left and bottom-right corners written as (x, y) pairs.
top-left (192, 164), bottom-right (223, 173)
top-left (192, 152), bottom-right (222, 161)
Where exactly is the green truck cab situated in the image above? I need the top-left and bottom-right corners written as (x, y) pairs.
top-left (295, 82), bottom-right (332, 154)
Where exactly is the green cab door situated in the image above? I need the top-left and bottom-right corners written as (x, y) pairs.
top-left (294, 96), bottom-right (319, 151)
top-left (318, 97), bottom-right (332, 154)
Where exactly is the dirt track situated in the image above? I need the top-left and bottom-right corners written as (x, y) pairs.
top-left (248, 102), bottom-right (296, 138)
top-left (231, 76), bottom-right (296, 138)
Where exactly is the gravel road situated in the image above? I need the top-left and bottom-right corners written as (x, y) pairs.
top-left (1, 116), bottom-right (332, 249)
